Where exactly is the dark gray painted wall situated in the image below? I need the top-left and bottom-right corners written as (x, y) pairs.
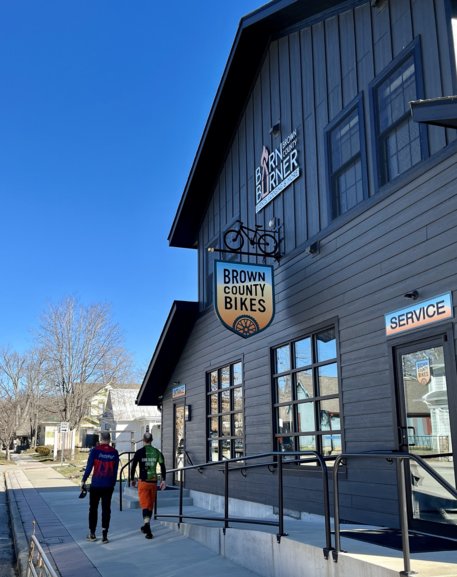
top-left (160, 0), bottom-right (457, 527)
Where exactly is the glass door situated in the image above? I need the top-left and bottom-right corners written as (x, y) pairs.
top-left (394, 331), bottom-right (457, 534)
top-left (174, 404), bottom-right (185, 485)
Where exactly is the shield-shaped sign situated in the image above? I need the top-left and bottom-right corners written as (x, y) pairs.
top-left (214, 261), bottom-right (275, 338)
top-left (416, 358), bottom-right (431, 386)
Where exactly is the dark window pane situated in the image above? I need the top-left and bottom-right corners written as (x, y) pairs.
top-left (319, 399), bottom-right (340, 430)
top-left (233, 387), bottom-right (242, 411)
top-left (234, 413), bottom-right (243, 436)
top-left (210, 394), bottom-right (218, 414)
top-left (234, 438), bottom-right (244, 458)
top-left (278, 435), bottom-right (294, 453)
top-left (322, 434), bottom-right (341, 456)
top-left (298, 435), bottom-right (316, 452)
top-left (221, 414), bottom-right (231, 436)
top-left (209, 440), bottom-right (218, 461)
top-left (297, 402), bottom-right (315, 432)
top-left (210, 371), bottom-right (218, 391)
top-left (233, 362), bottom-right (242, 386)
top-left (221, 439), bottom-right (231, 459)
top-left (221, 389), bottom-right (230, 412)
top-left (277, 375), bottom-right (292, 403)
top-left (318, 364), bottom-right (338, 396)
top-left (294, 338), bottom-right (311, 368)
top-left (317, 328), bottom-right (336, 361)
top-left (296, 370), bottom-right (313, 400)
top-left (331, 110), bottom-right (360, 170)
top-left (275, 345), bottom-right (291, 373)
top-left (210, 417), bottom-right (218, 437)
top-left (221, 366), bottom-right (230, 388)
top-left (278, 405), bottom-right (293, 434)
top-left (336, 159), bottom-right (362, 214)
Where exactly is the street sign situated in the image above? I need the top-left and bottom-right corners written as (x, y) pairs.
top-left (60, 422), bottom-right (70, 433)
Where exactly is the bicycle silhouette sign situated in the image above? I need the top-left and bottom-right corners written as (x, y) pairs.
top-left (223, 220), bottom-right (280, 259)
top-left (214, 261), bottom-right (275, 338)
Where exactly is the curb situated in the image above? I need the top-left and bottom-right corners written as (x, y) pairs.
top-left (4, 471), bottom-right (29, 577)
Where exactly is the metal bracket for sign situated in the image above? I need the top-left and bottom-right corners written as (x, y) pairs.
top-left (208, 220), bottom-right (282, 262)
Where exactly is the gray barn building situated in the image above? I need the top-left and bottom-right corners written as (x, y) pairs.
top-left (137, 0), bottom-right (457, 539)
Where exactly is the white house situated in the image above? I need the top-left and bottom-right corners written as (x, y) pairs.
top-left (100, 386), bottom-right (161, 454)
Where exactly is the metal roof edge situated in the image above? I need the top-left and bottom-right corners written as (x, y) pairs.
top-left (136, 300), bottom-right (199, 405)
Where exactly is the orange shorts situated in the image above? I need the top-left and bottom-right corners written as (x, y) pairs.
top-left (138, 480), bottom-right (157, 511)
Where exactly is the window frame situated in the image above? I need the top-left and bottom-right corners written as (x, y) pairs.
top-left (370, 37), bottom-right (428, 190)
top-left (325, 94), bottom-right (368, 221)
top-left (206, 360), bottom-right (244, 462)
top-left (271, 324), bottom-right (342, 461)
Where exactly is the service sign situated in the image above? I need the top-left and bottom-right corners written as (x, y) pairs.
top-left (385, 292), bottom-right (453, 337)
top-left (172, 384), bottom-right (186, 399)
top-left (255, 129), bottom-right (300, 213)
top-left (214, 261), bottom-right (275, 338)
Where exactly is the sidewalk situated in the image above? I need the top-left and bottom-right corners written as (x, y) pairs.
top-left (5, 457), bottom-right (260, 577)
top-left (4, 455), bottom-right (457, 577)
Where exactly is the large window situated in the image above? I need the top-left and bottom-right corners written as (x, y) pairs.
top-left (207, 361), bottom-right (244, 461)
top-left (327, 98), bottom-right (366, 219)
top-left (372, 41), bottom-right (426, 186)
top-left (273, 326), bottom-right (341, 458)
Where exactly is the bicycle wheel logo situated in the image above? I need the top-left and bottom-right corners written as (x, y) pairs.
top-left (233, 315), bottom-right (260, 337)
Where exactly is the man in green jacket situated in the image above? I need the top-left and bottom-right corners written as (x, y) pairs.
top-left (130, 432), bottom-right (166, 539)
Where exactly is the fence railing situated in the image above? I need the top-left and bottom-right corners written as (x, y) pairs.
top-left (26, 532), bottom-right (59, 577)
top-left (152, 451), bottom-right (333, 555)
top-left (333, 451), bottom-right (457, 575)
top-left (118, 447), bottom-right (457, 570)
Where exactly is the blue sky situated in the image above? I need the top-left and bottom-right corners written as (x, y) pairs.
top-left (0, 0), bottom-right (265, 376)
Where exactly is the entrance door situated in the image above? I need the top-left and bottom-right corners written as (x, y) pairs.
top-left (174, 404), bottom-right (185, 485)
top-left (394, 328), bottom-right (457, 534)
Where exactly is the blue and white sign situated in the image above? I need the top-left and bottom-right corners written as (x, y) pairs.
top-left (385, 292), bottom-right (453, 336)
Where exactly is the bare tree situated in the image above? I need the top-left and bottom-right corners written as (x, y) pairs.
top-left (0, 349), bottom-right (26, 460)
top-left (37, 296), bottom-right (132, 432)
top-left (22, 348), bottom-right (50, 448)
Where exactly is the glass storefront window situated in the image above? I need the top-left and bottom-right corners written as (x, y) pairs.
top-left (207, 360), bottom-right (244, 461)
top-left (273, 325), bottom-right (341, 460)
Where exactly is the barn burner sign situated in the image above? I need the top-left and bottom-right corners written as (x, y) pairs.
top-left (214, 261), bottom-right (275, 338)
top-left (255, 129), bottom-right (300, 213)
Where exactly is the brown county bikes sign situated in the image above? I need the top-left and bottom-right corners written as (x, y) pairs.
top-left (214, 261), bottom-right (275, 338)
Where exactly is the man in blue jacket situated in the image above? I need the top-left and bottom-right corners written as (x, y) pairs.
top-left (81, 431), bottom-right (119, 543)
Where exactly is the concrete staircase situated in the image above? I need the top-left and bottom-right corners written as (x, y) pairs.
top-left (114, 484), bottom-right (194, 510)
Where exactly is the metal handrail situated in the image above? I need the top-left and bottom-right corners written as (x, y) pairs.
top-left (333, 451), bottom-right (457, 576)
top-left (27, 533), bottom-right (59, 577)
top-left (118, 452), bottom-right (136, 511)
top-left (154, 450), bottom-right (332, 555)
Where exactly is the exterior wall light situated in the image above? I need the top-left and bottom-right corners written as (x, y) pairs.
top-left (306, 241), bottom-right (320, 255)
top-left (269, 122), bottom-right (281, 136)
top-left (404, 290), bottom-right (419, 300)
